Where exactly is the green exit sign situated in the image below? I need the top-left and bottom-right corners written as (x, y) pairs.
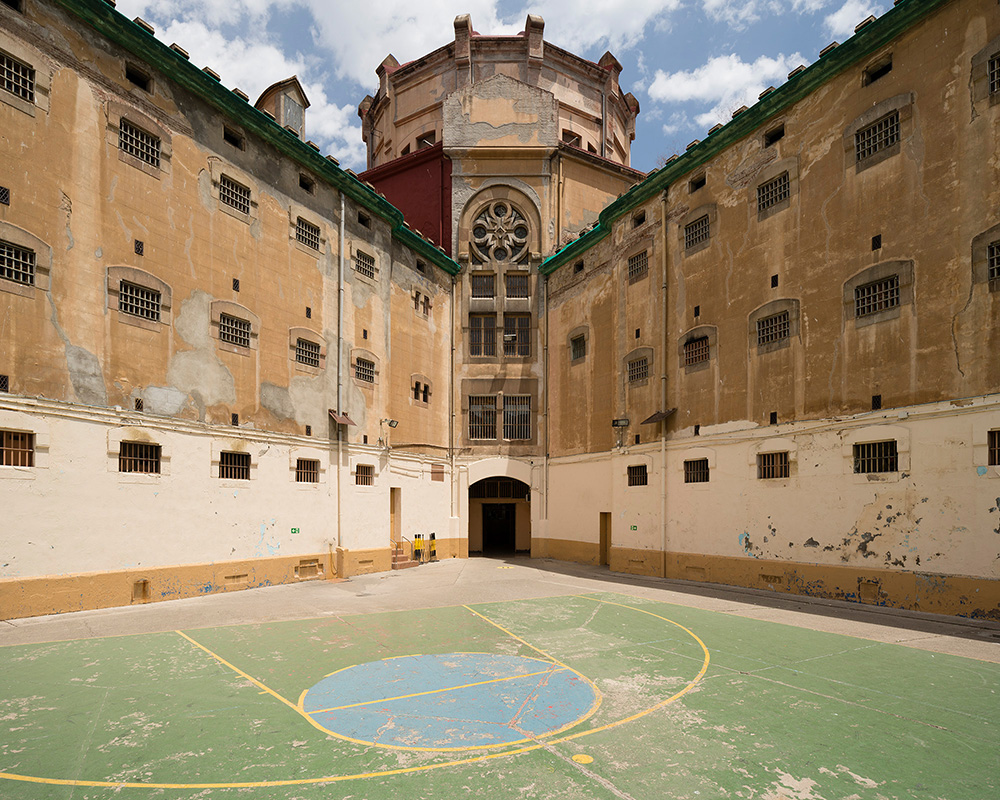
top-left (291, 527), bottom-right (300, 534)
top-left (630, 525), bottom-right (637, 531)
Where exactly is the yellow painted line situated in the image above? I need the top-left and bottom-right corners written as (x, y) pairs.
top-left (462, 605), bottom-right (572, 671)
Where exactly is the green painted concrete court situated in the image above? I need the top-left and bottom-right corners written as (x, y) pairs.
top-left (1, 559), bottom-right (998, 799)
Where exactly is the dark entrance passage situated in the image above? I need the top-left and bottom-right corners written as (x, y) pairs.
top-left (469, 477), bottom-right (530, 556)
top-left (482, 504), bottom-right (516, 554)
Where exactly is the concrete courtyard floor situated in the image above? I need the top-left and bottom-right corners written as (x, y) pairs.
top-left (1, 556), bottom-right (998, 799)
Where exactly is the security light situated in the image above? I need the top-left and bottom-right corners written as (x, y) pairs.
top-left (611, 418), bottom-right (630, 428)
top-left (381, 418), bottom-right (399, 428)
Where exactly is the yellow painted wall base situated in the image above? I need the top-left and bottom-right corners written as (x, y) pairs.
top-left (532, 537), bottom-right (600, 565)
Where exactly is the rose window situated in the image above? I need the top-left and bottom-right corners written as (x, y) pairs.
top-left (470, 202), bottom-right (530, 263)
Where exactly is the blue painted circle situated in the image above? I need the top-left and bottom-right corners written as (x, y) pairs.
top-left (302, 653), bottom-right (598, 750)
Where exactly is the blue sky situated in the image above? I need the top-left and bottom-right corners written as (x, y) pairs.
top-left (114, 0), bottom-right (885, 172)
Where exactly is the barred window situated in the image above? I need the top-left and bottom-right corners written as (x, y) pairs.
top-left (296, 218), bottom-right (321, 250)
top-left (627, 465), bottom-right (647, 486)
top-left (505, 272), bottom-right (530, 298)
top-left (295, 338), bottom-right (321, 368)
top-left (684, 215), bottom-right (710, 249)
top-left (684, 458), bottom-right (710, 483)
top-left (119, 441), bottom-right (161, 474)
top-left (355, 250), bottom-right (375, 279)
top-left (219, 313), bottom-right (251, 348)
top-left (855, 111), bottom-right (899, 162)
top-left (855, 275), bottom-right (900, 318)
top-left (1, 51), bottom-right (34, 103)
top-left (119, 281), bottom-right (161, 321)
top-left (296, 458), bottom-right (319, 483)
top-left (757, 172), bottom-right (789, 212)
top-left (469, 395), bottom-right (497, 440)
top-left (119, 119), bottom-right (161, 168)
top-left (989, 430), bottom-right (999, 466)
top-left (853, 440), bottom-right (898, 473)
top-left (503, 314), bottom-right (530, 357)
top-left (571, 335), bottom-right (586, 360)
top-left (0, 429), bottom-right (33, 467)
top-left (471, 273), bottom-right (495, 298)
top-left (684, 336), bottom-right (710, 366)
top-left (354, 357), bottom-right (375, 383)
top-left (219, 451), bottom-right (251, 480)
top-left (988, 241), bottom-right (1000, 287)
top-left (757, 451), bottom-right (789, 479)
top-left (627, 250), bottom-right (648, 283)
top-left (503, 395), bottom-right (531, 440)
top-left (756, 311), bottom-right (790, 346)
top-left (470, 314), bottom-right (496, 356)
top-left (355, 464), bottom-right (374, 486)
top-left (990, 55), bottom-right (1000, 96)
top-left (627, 356), bottom-right (649, 384)
top-left (219, 175), bottom-right (251, 215)
top-left (1, 239), bottom-right (36, 286)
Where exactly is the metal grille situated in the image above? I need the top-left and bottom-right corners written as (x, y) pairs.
top-left (988, 241), bottom-right (1000, 286)
top-left (855, 111), bottom-right (900, 162)
top-left (990, 56), bottom-right (1000, 96)
top-left (119, 281), bottom-right (161, 321)
top-left (355, 250), bottom-right (375, 279)
top-left (219, 313), bottom-right (251, 348)
top-left (355, 464), bottom-right (374, 486)
top-left (470, 314), bottom-right (496, 356)
top-left (503, 314), bottom-right (530, 357)
top-left (296, 218), bottom-right (320, 250)
top-left (757, 172), bottom-right (789, 212)
top-left (471, 273), bottom-right (495, 298)
top-left (119, 119), bottom-right (161, 168)
top-left (627, 465), bottom-right (647, 486)
top-left (505, 272), bottom-right (529, 298)
top-left (0, 186), bottom-right (9, 205)
top-left (503, 395), bottom-right (531, 440)
top-left (684, 458), bottom-right (710, 483)
top-left (684, 336), bottom-right (710, 366)
top-left (684, 215), bottom-right (710, 249)
top-left (571, 335), bottom-right (586, 360)
top-left (1, 430), bottom-right (33, 467)
top-left (219, 175), bottom-right (251, 214)
top-left (853, 440), bottom-right (898, 473)
top-left (855, 275), bottom-right (900, 318)
top-left (468, 395), bottom-right (497, 440)
top-left (119, 441), bottom-right (161, 474)
top-left (219, 451), bottom-right (250, 480)
top-left (469, 477), bottom-right (528, 499)
top-left (989, 430), bottom-right (999, 466)
top-left (0, 374), bottom-right (7, 392)
top-left (296, 458), bottom-right (319, 483)
top-left (1, 239), bottom-right (35, 285)
top-left (627, 356), bottom-right (648, 383)
top-left (295, 338), bottom-right (321, 368)
top-left (757, 451), bottom-right (789, 479)
top-left (627, 250), bottom-right (648, 283)
top-left (756, 311), bottom-right (790, 346)
top-left (354, 357), bottom-right (375, 383)
top-left (1, 52), bottom-right (34, 102)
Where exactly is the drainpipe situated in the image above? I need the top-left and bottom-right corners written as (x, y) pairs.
top-left (543, 273), bottom-right (550, 524)
top-left (659, 190), bottom-right (668, 577)
top-left (337, 191), bottom-right (346, 552)
top-left (601, 89), bottom-right (607, 159)
top-left (450, 273), bottom-right (456, 520)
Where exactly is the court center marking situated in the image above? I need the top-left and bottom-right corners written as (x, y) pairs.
top-left (0, 593), bottom-right (710, 790)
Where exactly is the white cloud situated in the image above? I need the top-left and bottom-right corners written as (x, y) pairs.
top-left (661, 112), bottom-right (689, 135)
top-left (823, 0), bottom-right (885, 39)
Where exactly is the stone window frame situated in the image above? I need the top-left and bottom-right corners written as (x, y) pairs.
top-left (411, 373), bottom-right (432, 406)
top-left (568, 325), bottom-right (589, 364)
top-left (0, 222), bottom-right (51, 299)
top-left (350, 240), bottom-right (379, 284)
top-left (841, 425), bottom-right (909, 484)
top-left (288, 204), bottom-right (324, 256)
top-left (210, 300), bottom-right (260, 355)
top-left (208, 160), bottom-right (259, 224)
top-left (105, 102), bottom-right (172, 179)
top-left (678, 204), bottom-right (717, 257)
top-left (412, 289), bottom-right (432, 317)
top-left (625, 455), bottom-right (653, 489)
top-left (624, 346), bottom-right (654, 389)
top-left (748, 437), bottom-right (797, 483)
top-left (468, 312), bottom-right (498, 362)
top-left (971, 34), bottom-right (1000, 107)
top-left (0, 410), bottom-right (50, 479)
top-left (751, 157), bottom-right (798, 222)
top-left (972, 417), bottom-right (1000, 479)
top-left (352, 459), bottom-right (377, 488)
top-left (350, 347), bottom-right (381, 388)
top-left (107, 427), bottom-right (171, 482)
top-left (972, 222), bottom-right (1000, 292)
top-left (678, 446), bottom-right (715, 490)
top-left (843, 92), bottom-right (914, 173)
top-left (842, 260), bottom-right (914, 329)
top-left (678, 325), bottom-right (718, 374)
top-left (626, 245), bottom-right (651, 285)
top-left (461, 379), bottom-right (539, 447)
top-left (289, 446), bottom-right (326, 486)
top-left (748, 298), bottom-right (800, 355)
top-left (107, 266), bottom-right (172, 332)
top-left (0, 32), bottom-right (50, 117)
top-left (288, 327), bottom-right (326, 374)
top-left (211, 439), bottom-right (258, 484)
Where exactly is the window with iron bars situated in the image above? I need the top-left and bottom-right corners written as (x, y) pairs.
top-left (988, 241), bottom-right (1000, 289)
top-left (627, 356), bottom-right (649, 383)
top-left (989, 430), bottom-right (999, 466)
top-left (355, 250), bottom-right (375, 279)
top-left (503, 395), bottom-right (531, 440)
top-left (627, 464), bottom-right (648, 486)
top-left (119, 441), bottom-right (161, 474)
top-left (757, 172), bottom-right (790, 213)
top-left (296, 458), bottom-right (319, 483)
top-left (219, 451), bottom-right (251, 480)
top-left (855, 275), bottom-right (900, 318)
top-left (684, 458), bottom-right (710, 483)
top-left (469, 477), bottom-right (528, 499)
top-left (354, 357), bottom-right (375, 383)
top-left (295, 338), bottom-right (321, 368)
top-left (355, 464), bottom-right (374, 486)
top-left (756, 311), bottom-right (790, 346)
top-left (1, 239), bottom-right (35, 286)
top-left (119, 281), bottom-right (161, 322)
top-left (296, 217), bottom-right (321, 250)
top-left (469, 314), bottom-right (496, 356)
top-left (219, 175), bottom-right (251, 215)
top-left (684, 215), bottom-right (710, 250)
top-left (471, 273), bottom-right (495, 298)
top-left (219, 313), bottom-right (251, 348)
top-left (1, 52), bottom-right (34, 103)
top-left (684, 336), bottom-right (710, 366)
top-left (468, 395), bottom-right (497, 440)
top-left (853, 440), bottom-right (898, 473)
top-left (570, 335), bottom-right (586, 361)
top-left (757, 451), bottom-right (789, 479)
top-left (627, 250), bottom-right (648, 283)
top-left (990, 55), bottom-right (1000, 96)
top-left (855, 110), bottom-right (900, 162)
top-left (0, 429), bottom-right (33, 467)
top-left (505, 272), bottom-right (530, 298)
top-left (503, 314), bottom-right (530, 357)
top-left (119, 119), bottom-right (161, 168)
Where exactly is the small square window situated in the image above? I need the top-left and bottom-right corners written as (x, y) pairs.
top-left (119, 119), bottom-right (161, 168)
top-left (505, 272), bottom-right (530, 298)
top-left (296, 217), bottom-right (321, 250)
top-left (219, 175), bottom-right (251, 215)
top-left (757, 451), bottom-right (789, 479)
top-left (756, 311), bottom-right (790, 346)
top-left (635, 328), bottom-right (641, 339)
top-left (627, 250), bottom-right (648, 283)
top-left (872, 234), bottom-right (882, 251)
top-left (119, 281), bottom-right (161, 322)
top-left (125, 64), bottom-right (151, 93)
top-left (219, 313), bottom-right (251, 348)
top-left (562, 130), bottom-right (582, 148)
top-left (574, 261), bottom-right (584, 274)
top-left (231, 413), bottom-right (239, 426)
top-left (134, 397), bottom-right (144, 411)
top-left (855, 111), bottom-right (900, 163)
top-left (633, 211), bottom-right (646, 228)
top-left (764, 124), bottom-right (785, 147)
top-left (295, 338), bottom-right (321, 368)
top-left (769, 411), bottom-right (778, 425)
top-left (872, 394), bottom-right (882, 410)
top-left (355, 357), bottom-right (375, 383)
top-left (855, 275), bottom-right (900, 318)
top-left (305, 306), bottom-right (312, 319)
top-left (220, 451), bottom-right (250, 480)
top-left (119, 441), bottom-right (161, 474)
top-left (134, 239), bottom-right (144, 256)
top-left (232, 277), bottom-right (240, 292)
top-left (757, 172), bottom-right (789, 213)
top-left (299, 174), bottom-right (316, 193)
top-left (1, 1), bottom-right (24, 13)
top-left (988, 430), bottom-right (999, 466)
top-left (305, 425), bottom-right (312, 436)
top-left (770, 274), bottom-right (778, 288)
top-left (627, 464), bottom-right (648, 486)
top-left (684, 337), bottom-right (709, 366)
top-left (355, 250), bottom-right (375, 279)
top-left (689, 175), bottom-right (706, 193)
top-left (1, 429), bottom-right (33, 466)
top-left (693, 305), bottom-right (700, 317)
top-left (863, 55), bottom-right (892, 86)
top-left (296, 458), bottom-right (319, 483)
top-left (1, 239), bottom-right (36, 286)
top-left (223, 127), bottom-right (245, 150)
top-left (684, 458), bottom-right (710, 483)
top-left (0, 186), bottom-right (8, 205)
top-left (571, 335), bottom-right (586, 361)
top-left (471, 273), bottom-right (496, 298)
top-left (416, 132), bottom-right (436, 149)
top-left (684, 215), bottom-right (710, 250)
top-left (627, 356), bottom-right (648, 384)
top-left (416, 260), bottom-right (426, 273)
top-left (358, 211), bottom-right (371, 229)
top-left (356, 464), bottom-right (374, 485)
top-left (853, 440), bottom-right (898, 473)
top-left (0, 52), bottom-right (35, 103)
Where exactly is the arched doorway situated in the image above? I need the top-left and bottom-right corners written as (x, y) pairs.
top-left (468, 477), bottom-right (531, 556)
